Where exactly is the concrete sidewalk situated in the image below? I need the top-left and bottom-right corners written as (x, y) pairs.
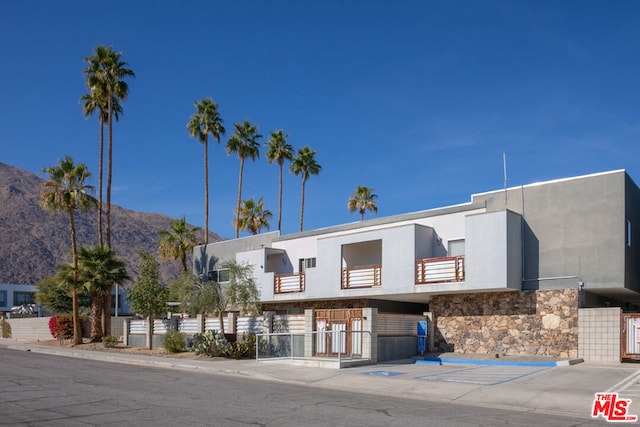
top-left (1, 338), bottom-right (638, 421)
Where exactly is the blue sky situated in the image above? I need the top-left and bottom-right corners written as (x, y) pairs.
top-left (2, 1), bottom-right (640, 239)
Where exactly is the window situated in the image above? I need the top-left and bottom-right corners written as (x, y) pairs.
top-left (13, 291), bottom-right (35, 306)
top-left (448, 239), bottom-right (465, 257)
top-left (627, 220), bottom-right (632, 247)
top-left (0, 291), bottom-right (6, 307)
top-left (299, 258), bottom-right (316, 272)
top-left (207, 269), bottom-right (230, 283)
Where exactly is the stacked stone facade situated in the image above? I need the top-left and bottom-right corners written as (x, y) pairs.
top-left (431, 289), bottom-right (578, 358)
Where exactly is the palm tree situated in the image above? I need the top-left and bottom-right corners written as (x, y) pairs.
top-left (266, 130), bottom-right (294, 231)
top-left (290, 146), bottom-right (322, 232)
top-left (41, 155), bottom-right (97, 345)
top-left (187, 98), bottom-right (225, 245)
top-left (236, 197), bottom-right (273, 235)
top-left (83, 45), bottom-right (134, 250)
top-left (158, 216), bottom-right (201, 272)
top-left (226, 120), bottom-right (262, 238)
top-left (77, 246), bottom-right (129, 341)
top-left (80, 91), bottom-right (122, 247)
top-left (348, 185), bottom-right (379, 220)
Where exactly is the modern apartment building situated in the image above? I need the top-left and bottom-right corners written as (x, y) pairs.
top-left (194, 170), bottom-right (640, 360)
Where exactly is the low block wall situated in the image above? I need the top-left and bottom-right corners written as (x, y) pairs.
top-left (2, 317), bottom-right (52, 341)
top-left (431, 289), bottom-right (579, 358)
top-left (578, 307), bottom-right (621, 363)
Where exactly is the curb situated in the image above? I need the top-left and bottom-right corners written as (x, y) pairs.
top-left (414, 356), bottom-right (584, 367)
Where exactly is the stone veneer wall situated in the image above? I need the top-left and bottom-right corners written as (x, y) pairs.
top-left (431, 289), bottom-right (578, 358)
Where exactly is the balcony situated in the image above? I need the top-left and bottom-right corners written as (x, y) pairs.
top-left (274, 272), bottom-right (305, 294)
top-left (342, 264), bottom-right (382, 289)
top-left (415, 256), bottom-right (465, 284)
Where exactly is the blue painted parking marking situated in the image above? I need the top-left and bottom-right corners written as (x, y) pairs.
top-left (362, 371), bottom-right (406, 377)
top-left (415, 366), bottom-right (550, 386)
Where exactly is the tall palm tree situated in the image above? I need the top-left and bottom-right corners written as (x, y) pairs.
top-left (187, 98), bottom-right (225, 245)
top-left (41, 155), bottom-right (97, 345)
top-left (348, 185), bottom-right (379, 220)
top-left (226, 120), bottom-right (262, 238)
top-left (83, 45), bottom-right (134, 250)
top-left (236, 197), bottom-right (273, 235)
top-left (80, 91), bottom-right (122, 247)
top-left (290, 146), bottom-right (322, 232)
top-left (77, 246), bottom-right (129, 341)
top-left (266, 130), bottom-right (293, 231)
top-left (158, 216), bottom-right (201, 272)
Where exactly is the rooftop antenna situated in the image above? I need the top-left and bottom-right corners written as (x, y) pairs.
top-left (503, 152), bottom-right (508, 204)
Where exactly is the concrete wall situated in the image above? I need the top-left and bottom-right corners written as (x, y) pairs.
top-left (578, 307), bottom-right (621, 363)
top-left (478, 171), bottom-right (627, 291)
top-left (194, 232), bottom-right (279, 276)
top-left (432, 289), bottom-right (579, 357)
top-left (465, 210), bottom-right (522, 291)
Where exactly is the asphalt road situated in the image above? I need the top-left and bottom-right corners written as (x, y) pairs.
top-left (0, 349), bottom-right (605, 426)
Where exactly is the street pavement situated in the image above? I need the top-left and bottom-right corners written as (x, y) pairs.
top-left (2, 338), bottom-right (639, 422)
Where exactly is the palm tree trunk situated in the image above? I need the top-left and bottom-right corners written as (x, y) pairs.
top-left (106, 96), bottom-right (113, 250)
top-left (69, 207), bottom-right (83, 346)
top-left (104, 94), bottom-right (114, 337)
top-left (91, 292), bottom-right (104, 341)
top-left (299, 176), bottom-right (306, 232)
top-left (204, 138), bottom-right (209, 245)
top-left (103, 291), bottom-right (112, 336)
top-left (98, 116), bottom-right (104, 247)
top-left (181, 253), bottom-right (188, 273)
top-left (278, 163), bottom-right (283, 231)
top-left (235, 158), bottom-right (245, 238)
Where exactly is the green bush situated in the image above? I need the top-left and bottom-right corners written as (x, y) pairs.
top-left (163, 330), bottom-right (186, 353)
top-left (228, 333), bottom-right (256, 359)
top-left (190, 330), bottom-right (230, 357)
top-left (102, 335), bottom-right (118, 348)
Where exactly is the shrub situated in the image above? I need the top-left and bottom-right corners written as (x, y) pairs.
top-left (1, 319), bottom-right (11, 338)
top-left (190, 330), bottom-right (230, 357)
top-left (102, 336), bottom-right (119, 348)
top-left (228, 333), bottom-right (256, 359)
top-left (48, 314), bottom-right (86, 339)
top-left (163, 330), bottom-right (186, 353)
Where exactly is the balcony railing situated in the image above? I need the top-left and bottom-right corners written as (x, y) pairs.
top-left (415, 256), bottom-right (465, 284)
top-left (274, 272), bottom-right (305, 294)
top-left (342, 264), bottom-right (382, 289)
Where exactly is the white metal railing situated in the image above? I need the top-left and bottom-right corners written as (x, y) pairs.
top-left (416, 256), bottom-right (465, 284)
top-left (274, 272), bottom-right (305, 293)
top-left (256, 330), bottom-right (371, 363)
top-left (342, 265), bottom-right (381, 289)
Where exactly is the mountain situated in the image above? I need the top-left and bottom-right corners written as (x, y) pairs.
top-left (0, 162), bottom-right (221, 285)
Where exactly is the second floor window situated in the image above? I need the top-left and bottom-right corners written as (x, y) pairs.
top-left (299, 258), bottom-right (316, 272)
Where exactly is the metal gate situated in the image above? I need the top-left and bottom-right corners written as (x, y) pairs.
top-left (622, 313), bottom-right (640, 361)
top-left (315, 309), bottom-right (362, 357)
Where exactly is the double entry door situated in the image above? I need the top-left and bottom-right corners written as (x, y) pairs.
top-left (315, 309), bottom-right (362, 357)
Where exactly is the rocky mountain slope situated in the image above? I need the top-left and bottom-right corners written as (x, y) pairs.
top-left (0, 162), bottom-right (220, 285)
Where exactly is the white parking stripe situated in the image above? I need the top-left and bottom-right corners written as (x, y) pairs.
top-left (607, 368), bottom-right (640, 393)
